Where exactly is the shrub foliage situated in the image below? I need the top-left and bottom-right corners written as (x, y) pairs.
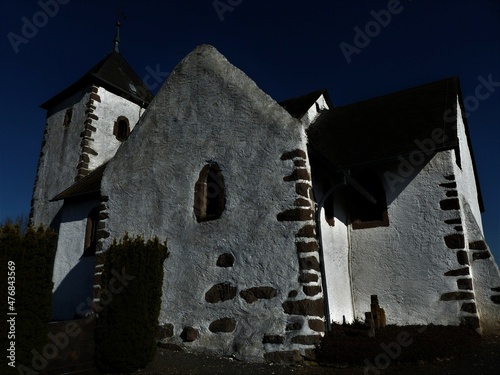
top-left (0, 224), bottom-right (57, 372)
top-left (94, 234), bottom-right (168, 373)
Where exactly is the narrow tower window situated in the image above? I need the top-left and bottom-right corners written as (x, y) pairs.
top-left (194, 163), bottom-right (225, 222)
top-left (113, 116), bottom-right (130, 141)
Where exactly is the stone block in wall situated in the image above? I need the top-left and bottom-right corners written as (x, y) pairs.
top-left (302, 349), bottom-right (317, 361)
top-left (308, 319), bottom-right (325, 332)
top-left (294, 159), bottom-right (306, 167)
top-left (299, 272), bottom-right (319, 283)
top-left (240, 286), bottom-right (278, 303)
top-left (439, 182), bottom-right (457, 189)
top-left (262, 335), bottom-right (285, 344)
top-left (440, 199), bottom-right (460, 210)
top-left (296, 225), bottom-right (316, 238)
top-left (294, 198), bottom-right (311, 208)
top-left (457, 251), bottom-right (469, 265)
top-left (440, 292), bottom-right (474, 301)
top-left (457, 278), bottom-right (473, 290)
top-left (180, 326), bottom-right (199, 342)
top-left (296, 241), bottom-right (319, 253)
top-left (158, 323), bottom-right (174, 339)
top-left (291, 335), bottom-right (321, 345)
top-left (444, 267), bottom-right (470, 276)
top-left (461, 303), bottom-right (477, 314)
top-left (444, 234), bottom-right (465, 249)
top-left (282, 298), bottom-right (324, 317)
top-left (205, 283), bottom-right (237, 303)
top-left (277, 208), bottom-right (314, 222)
top-left (281, 149), bottom-right (307, 160)
top-left (472, 251), bottom-right (491, 261)
top-left (284, 169), bottom-right (311, 182)
top-left (303, 285), bottom-right (322, 297)
top-left (209, 317), bottom-right (236, 333)
top-left (469, 241), bottom-right (487, 250)
top-left (295, 183), bottom-right (311, 198)
top-left (299, 256), bottom-right (321, 272)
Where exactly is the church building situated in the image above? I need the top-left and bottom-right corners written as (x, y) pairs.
top-left (31, 30), bottom-right (500, 362)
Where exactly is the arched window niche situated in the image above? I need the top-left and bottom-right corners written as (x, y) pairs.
top-left (349, 170), bottom-right (389, 230)
top-left (83, 206), bottom-right (100, 256)
top-left (194, 163), bottom-right (226, 223)
top-left (113, 116), bottom-right (130, 141)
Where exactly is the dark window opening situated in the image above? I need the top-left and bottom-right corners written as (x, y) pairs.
top-left (113, 116), bottom-right (130, 141)
top-left (323, 178), bottom-right (334, 226)
top-left (63, 108), bottom-right (72, 128)
top-left (349, 170), bottom-right (389, 230)
top-left (83, 207), bottom-right (99, 256)
top-left (194, 163), bottom-right (225, 222)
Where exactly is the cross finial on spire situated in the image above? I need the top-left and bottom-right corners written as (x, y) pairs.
top-left (113, 21), bottom-right (121, 53)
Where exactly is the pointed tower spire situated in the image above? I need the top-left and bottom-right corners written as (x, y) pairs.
top-left (113, 21), bottom-right (121, 53)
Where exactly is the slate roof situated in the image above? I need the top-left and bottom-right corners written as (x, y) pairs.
top-left (307, 77), bottom-right (461, 167)
top-left (51, 163), bottom-right (106, 201)
top-left (307, 76), bottom-right (484, 211)
top-left (279, 89), bottom-right (332, 119)
top-left (40, 52), bottom-right (154, 109)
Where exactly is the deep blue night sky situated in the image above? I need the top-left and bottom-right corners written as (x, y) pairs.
top-left (1, 0), bottom-right (499, 259)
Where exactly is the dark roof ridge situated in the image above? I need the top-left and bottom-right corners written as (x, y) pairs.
top-left (40, 51), bottom-right (154, 109)
top-left (334, 76), bottom-right (459, 110)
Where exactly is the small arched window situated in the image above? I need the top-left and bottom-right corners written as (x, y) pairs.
top-left (63, 107), bottom-right (73, 128)
top-left (83, 207), bottom-right (99, 256)
top-left (194, 163), bottom-right (225, 222)
top-left (113, 116), bottom-right (130, 141)
top-left (349, 170), bottom-right (389, 230)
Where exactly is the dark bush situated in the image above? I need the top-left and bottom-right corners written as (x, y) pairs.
top-left (317, 323), bottom-right (483, 366)
top-left (0, 224), bottom-right (57, 373)
top-left (94, 234), bottom-right (168, 373)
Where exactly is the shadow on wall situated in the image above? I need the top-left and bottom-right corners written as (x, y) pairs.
top-left (375, 158), bottom-right (428, 207)
top-left (52, 255), bottom-right (95, 321)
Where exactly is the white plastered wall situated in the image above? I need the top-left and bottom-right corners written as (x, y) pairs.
top-left (88, 87), bottom-right (145, 170)
top-left (454, 97), bottom-right (483, 230)
top-left (350, 151), bottom-right (462, 326)
top-left (100, 45), bottom-right (313, 362)
top-left (31, 89), bottom-right (90, 228)
top-left (52, 198), bottom-right (100, 321)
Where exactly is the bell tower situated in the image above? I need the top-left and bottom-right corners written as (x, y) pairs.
top-left (30, 23), bottom-right (153, 229)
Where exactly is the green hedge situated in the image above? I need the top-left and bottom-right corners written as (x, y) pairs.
top-left (0, 224), bottom-right (57, 373)
top-left (94, 234), bottom-right (168, 373)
